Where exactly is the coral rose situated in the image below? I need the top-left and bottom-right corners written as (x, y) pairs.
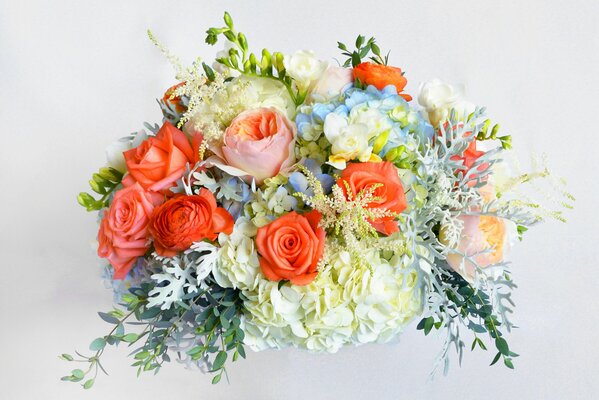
top-left (123, 121), bottom-right (200, 192)
top-left (352, 62), bottom-right (412, 101)
top-left (97, 182), bottom-right (156, 280)
top-left (149, 189), bottom-right (234, 257)
top-left (256, 210), bottom-right (325, 286)
top-left (210, 107), bottom-right (296, 185)
top-left (337, 161), bottom-right (407, 235)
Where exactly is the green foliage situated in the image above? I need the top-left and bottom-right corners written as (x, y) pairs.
top-left (185, 281), bottom-right (246, 384)
top-left (77, 167), bottom-right (123, 211)
top-left (473, 117), bottom-right (512, 150)
top-left (205, 12), bottom-right (304, 105)
top-left (61, 278), bottom-right (247, 389)
top-left (417, 272), bottom-right (518, 370)
top-left (337, 35), bottom-right (389, 68)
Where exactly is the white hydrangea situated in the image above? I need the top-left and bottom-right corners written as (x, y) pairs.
top-left (240, 242), bottom-right (423, 353)
top-left (212, 217), bottom-right (262, 291)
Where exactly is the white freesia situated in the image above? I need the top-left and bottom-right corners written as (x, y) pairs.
top-left (323, 112), bottom-right (373, 169)
top-left (105, 130), bottom-right (148, 173)
top-left (418, 79), bottom-right (476, 127)
top-left (284, 50), bottom-right (328, 89)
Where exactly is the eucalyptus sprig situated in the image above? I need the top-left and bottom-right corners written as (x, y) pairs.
top-left (417, 272), bottom-right (518, 370)
top-left (77, 166), bottom-right (123, 211)
top-left (337, 35), bottom-right (389, 67)
top-left (205, 12), bottom-right (304, 105)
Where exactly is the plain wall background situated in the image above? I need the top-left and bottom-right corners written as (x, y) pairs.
top-left (1, 0), bottom-right (598, 399)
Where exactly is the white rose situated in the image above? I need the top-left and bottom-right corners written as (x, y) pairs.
top-left (284, 50), bottom-right (327, 89)
top-left (310, 65), bottom-right (353, 101)
top-left (105, 130), bottom-right (148, 173)
top-left (237, 75), bottom-right (296, 120)
top-left (418, 79), bottom-right (475, 127)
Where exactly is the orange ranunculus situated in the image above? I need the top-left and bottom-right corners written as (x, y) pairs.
top-left (123, 121), bottom-right (200, 193)
top-left (255, 210), bottom-right (325, 286)
top-left (97, 182), bottom-right (156, 279)
top-left (148, 189), bottom-right (234, 257)
top-left (337, 161), bottom-right (407, 235)
top-left (163, 82), bottom-right (187, 114)
top-left (352, 62), bottom-right (412, 101)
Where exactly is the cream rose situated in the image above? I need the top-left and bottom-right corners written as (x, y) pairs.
top-left (418, 79), bottom-right (475, 127)
top-left (284, 50), bottom-right (327, 89)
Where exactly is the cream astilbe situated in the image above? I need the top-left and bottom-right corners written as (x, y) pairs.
top-left (294, 166), bottom-right (398, 260)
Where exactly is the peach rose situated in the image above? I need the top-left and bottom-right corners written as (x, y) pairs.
top-left (123, 121), bottom-right (200, 192)
top-left (149, 189), bottom-right (234, 257)
top-left (445, 214), bottom-right (512, 281)
top-left (256, 210), bottom-right (325, 286)
top-left (210, 108), bottom-right (296, 185)
top-left (97, 182), bottom-right (156, 280)
top-left (337, 161), bottom-right (407, 235)
top-left (352, 62), bottom-right (412, 101)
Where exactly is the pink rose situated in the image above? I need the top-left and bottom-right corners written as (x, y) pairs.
top-left (97, 182), bottom-right (156, 279)
top-left (208, 108), bottom-right (296, 184)
top-left (311, 66), bottom-right (353, 100)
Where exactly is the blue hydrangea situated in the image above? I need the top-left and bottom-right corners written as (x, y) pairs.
top-left (295, 85), bottom-right (434, 158)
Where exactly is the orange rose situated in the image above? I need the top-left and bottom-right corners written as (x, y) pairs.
top-left (148, 189), bottom-right (234, 257)
top-left (123, 121), bottom-right (200, 193)
top-left (163, 82), bottom-right (187, 114)
top-left (337, 161), bottom-right (407, 235)
top-left (352, 62), bottom-right (412, 101)
top-left (97, 182), bottom-right (156, 279)
top-left (256, 210), bottom-right (325, 286)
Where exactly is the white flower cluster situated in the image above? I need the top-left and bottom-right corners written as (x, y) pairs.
top-left (213, 220), bottom-right (423, 352)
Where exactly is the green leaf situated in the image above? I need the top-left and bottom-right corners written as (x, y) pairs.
top-left (490, 352), bottom-right (502, 366)
top-left (212, 373), bottom-right (222, 384)
top-left (212, 351), bottom-right (227, 371)
top-left (71, 369), bottom-right (84, 380)
top-left (89, 338), bottom-right (106, 352)
top-left (495, 337), bottom-right (509, 355)
top-left (122, 333), bottom-right (139, 343)
top-left (83, 379), bottom-right (95, 389)
top-left (60, 353), bottom-right (74, 361)
top-left (98, 312), bottom-right (119, 324)
top-left (504, 358), bottom-right (514, 369)
top-left (134, 351), bottom-right (151, 360)
top-left (423, 316), bottom-right (434, 335)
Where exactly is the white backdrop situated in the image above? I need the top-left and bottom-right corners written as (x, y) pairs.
top-left (1, 1), bottom-right (598, 399)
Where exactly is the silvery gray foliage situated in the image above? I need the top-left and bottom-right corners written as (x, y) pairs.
top-left (403, 108), bottom-right (529, 376)
top-left (147, 242), bottom-right (218, 310)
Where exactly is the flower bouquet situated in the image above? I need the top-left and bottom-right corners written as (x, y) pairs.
top-left (61, 12), bottom-right (572, 388)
